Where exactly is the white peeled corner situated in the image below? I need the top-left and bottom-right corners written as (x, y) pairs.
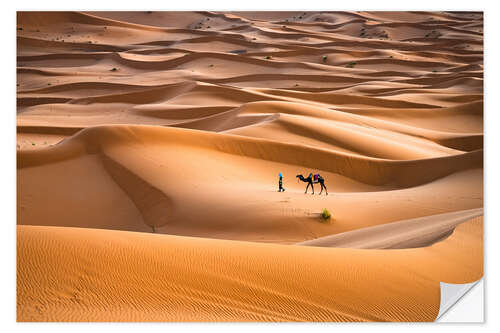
top-left (435, 278), bottom-right (483, 322)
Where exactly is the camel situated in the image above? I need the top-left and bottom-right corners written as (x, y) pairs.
top-left (296, 173), bottom-right (328, 195)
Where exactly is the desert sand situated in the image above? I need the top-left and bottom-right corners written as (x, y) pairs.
top-left (16, 11), bottom-right (483, 321)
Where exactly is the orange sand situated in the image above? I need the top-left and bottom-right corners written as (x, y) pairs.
top-left (16, 11), bottom-right (483, 321)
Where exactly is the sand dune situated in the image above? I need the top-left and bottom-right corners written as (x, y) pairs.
top-left (298, 208), bottom-right (483, 249)
top-left (16, 11), bottom-right (483, 322)
top-left (17, 123), bottom-right (483, 244)
top-left (17, 215), bottom-right (483, 321)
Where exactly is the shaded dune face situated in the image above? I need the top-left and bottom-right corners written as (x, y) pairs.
top-left (16, 11), bottom-right (483, 322)
top-left (100, 154), bottom-right (175, 231)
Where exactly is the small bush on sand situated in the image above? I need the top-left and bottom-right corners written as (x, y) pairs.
top-left (110, 67), bottom-right (119, 72)
top-left (265, 55), bottom-right (273, 60)
top-left (320, 208), bottom-right (331, 222)
top-left (322, 55), bottom-right (328, 62)
top-left (346, 61), bottom-right (357, 68)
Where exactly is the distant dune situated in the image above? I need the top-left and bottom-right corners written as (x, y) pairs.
top-left (16, 11), bottom-right (483, 321)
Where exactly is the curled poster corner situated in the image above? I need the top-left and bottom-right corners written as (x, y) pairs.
top-left (435, 278), bottom-right (483, 322)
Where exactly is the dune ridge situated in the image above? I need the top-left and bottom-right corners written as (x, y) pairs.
top-left (17, 124), bottom-right (482, 187)
top-left (297, 208), bottom-right (483, 249)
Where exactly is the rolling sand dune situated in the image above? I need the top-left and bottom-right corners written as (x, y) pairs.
top-left (17, 216), bottom-right (483, 321)
top-left (298, 208), bottom-right (483, 249)
top-left (16, 11), bottom-right (483, 321)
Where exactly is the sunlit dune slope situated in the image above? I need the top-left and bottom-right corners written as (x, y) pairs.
top-left (17, 215), bottom-right (482, 322)
top-left (17, 124), bottom-right (482, 243)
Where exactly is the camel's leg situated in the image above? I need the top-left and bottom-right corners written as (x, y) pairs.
top-left (305, 183), bottom-right (309, 194)
top-left (311, 183), bottom-right (314, 195)
top-left (323, 182), bottom-right (328, 195)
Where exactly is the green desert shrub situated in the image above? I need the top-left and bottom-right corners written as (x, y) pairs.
top-left (320, 208), bottom-right (331, 222)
